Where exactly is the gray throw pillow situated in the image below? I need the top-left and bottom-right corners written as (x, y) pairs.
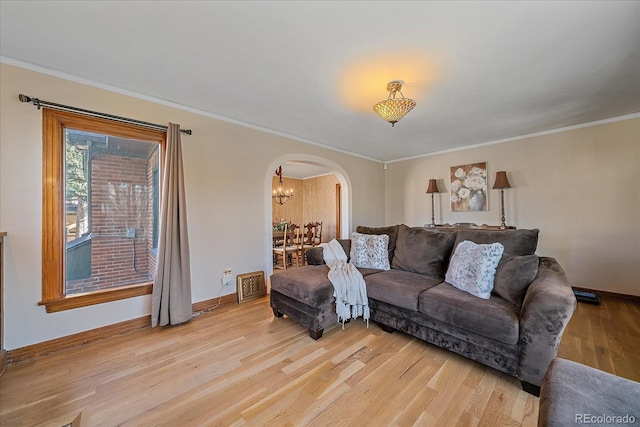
top-left (445, 240), bottom-right (505, 299)
top-left (349, 232), bottom-right (390, 270)
top-left (392, 224), bottom-right (457, 279)
top-left (356, 225), bottom-right (399, 264)
top-left (492, 253), bottom-right (539, 307)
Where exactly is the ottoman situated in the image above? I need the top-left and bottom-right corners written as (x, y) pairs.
top-left (270, 265), bottom-right (336, 339)
top-left (538, 358), bottom-right (640, 426)
top-left (270, 264), bottom-right (381, 339)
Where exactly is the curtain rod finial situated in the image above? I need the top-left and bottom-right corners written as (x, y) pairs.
top-left (18, 94), bottom-right (40, 109)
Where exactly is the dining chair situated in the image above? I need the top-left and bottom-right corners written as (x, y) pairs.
top-left (301, 222), bottom-right (315, 246)
top-left (273, 223), bottom-right (300, 270)
top-left (298, 222), bottom-right (321, 265)
top-left (289, 223), bottom-right (304, 266)
top-left (313, 221), bottom-right (323, 245)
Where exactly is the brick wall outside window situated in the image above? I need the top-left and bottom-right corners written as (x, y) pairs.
top-left (66, 153), bottom-right (158, 293)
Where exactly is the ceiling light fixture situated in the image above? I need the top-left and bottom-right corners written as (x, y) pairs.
top-left (373, 80), bottom-right (416, 127)
top-left (272, 165), bottom-right (294, 205)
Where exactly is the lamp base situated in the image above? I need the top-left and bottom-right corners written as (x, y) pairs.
top-left (498, 189), bottom-right (507, 230)
top-left (429, 194), bottom-right (437, 228)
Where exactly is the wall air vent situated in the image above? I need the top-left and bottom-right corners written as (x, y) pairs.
top-left (237, 271), bottom-right (266, 303)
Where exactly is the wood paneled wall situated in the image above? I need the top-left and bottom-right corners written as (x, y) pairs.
top-left (272, 174), bottom-right (339, 243)
top-left (303, 174), bottom-right (340, 242)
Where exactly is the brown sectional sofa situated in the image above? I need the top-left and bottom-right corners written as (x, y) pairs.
top-left (269, 224), bottom-right (577, 395)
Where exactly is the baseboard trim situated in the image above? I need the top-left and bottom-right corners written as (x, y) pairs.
top-left (572, 287), bottom-right (640, 304)
top-left (8, 316), bottom-right (151, 365)
top-left (0, 349), bottom-right (7, 377)
top-left (7, 292), bottom-right (237, 365)
top-left (193, 293), bottom-right (237, 312)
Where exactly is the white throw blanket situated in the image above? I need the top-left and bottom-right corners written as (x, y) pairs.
top-left (321, 239), bottom-right (370, 328)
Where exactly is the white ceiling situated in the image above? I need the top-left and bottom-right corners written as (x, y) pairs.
top-left (279, 161), bottom-right (334, 180)
top-left (1, 1), bottom-right (639, 162)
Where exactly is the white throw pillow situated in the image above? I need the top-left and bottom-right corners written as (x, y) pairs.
top-left (445, 240), bottom-right (504, 299)
top-left (350, 232), bottom-right (390, 270)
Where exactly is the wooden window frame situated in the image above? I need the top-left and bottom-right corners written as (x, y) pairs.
top-left (39, 109), bottom-right (166, 313)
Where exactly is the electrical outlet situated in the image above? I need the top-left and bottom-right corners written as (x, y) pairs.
top-left (126, 228), bottom-right (136, 238)
top-left (222, 268), bottom-right (233, 286)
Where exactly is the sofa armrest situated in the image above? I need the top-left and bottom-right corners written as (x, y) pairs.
top-left (306, 247), bottom-right (325, 265)
top-left (517, 257), bottom-right (577, 388)
top-left (306, 239), bottom-right (351, 265)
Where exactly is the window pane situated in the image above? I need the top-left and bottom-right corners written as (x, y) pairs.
top-left (65, 129), bottom-right (160, 294)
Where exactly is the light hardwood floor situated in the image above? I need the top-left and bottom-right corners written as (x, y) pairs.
top-left (1, 296), bottom-right (639, 427)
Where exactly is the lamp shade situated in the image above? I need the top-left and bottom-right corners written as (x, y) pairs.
top-left (426, 179), bottom-right (439, 194)
top-left (373, 80), bottom-right (416, 126)
top-left (492, 171), bottom-right (511, 189)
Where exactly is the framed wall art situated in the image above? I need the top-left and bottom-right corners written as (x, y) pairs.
top-left (450, 162), bottom-right (488, 212)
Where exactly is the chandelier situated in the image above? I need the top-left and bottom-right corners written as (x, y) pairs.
top-left (272, 165), bottom-right (293, 205)
top-left (373, 80), bottom-right (416, 127)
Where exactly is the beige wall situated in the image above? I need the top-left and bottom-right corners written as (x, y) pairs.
top-left (0, 63), bottom-right (385, 349)
top-left (385, 117), bottom-right (640, 296)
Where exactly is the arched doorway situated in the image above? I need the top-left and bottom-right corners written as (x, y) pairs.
top-left (264, 154), bottom-right (352, 281)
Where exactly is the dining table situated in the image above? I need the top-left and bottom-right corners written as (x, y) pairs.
top-left (272, 230), bottom-right (285, 245)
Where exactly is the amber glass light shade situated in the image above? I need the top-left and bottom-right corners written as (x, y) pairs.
top-left (373, 80), bottom-right (416, 127)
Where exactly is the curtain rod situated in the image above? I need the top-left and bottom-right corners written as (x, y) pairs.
top-left (18, 94), bottom-right (192, 135)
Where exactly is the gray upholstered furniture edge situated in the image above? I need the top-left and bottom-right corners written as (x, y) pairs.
top-left (306, 241), bottom-right (348, 265)
top-left (538, 358), bottom-right (640, 426)
top-left (518, 258), bottom-right (577, 390)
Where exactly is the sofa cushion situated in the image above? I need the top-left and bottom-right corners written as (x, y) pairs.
top-left (445, 240), bottom-right (504, 299)
top-left (365, 269), bottom-right (441, 311)
top-left (356, 225), bottom-right (399, 264)
top-left (270, 266), bottom-right (334, 307)
top-left (419, 282), bottom-right (520, 345)
top-left (350, 232), bottom-right (390, 270)
top-left (453, 228), bottom-right (539, 256)
top-left (357, 267), bottom-right (385, 277)
top-left (392, 225), bottom-right (457, 279)
top-left (493, 253), bottom-right (539, 307)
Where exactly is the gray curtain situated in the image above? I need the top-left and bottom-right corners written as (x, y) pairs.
top-left (151, 123), bottom-right (192, 327)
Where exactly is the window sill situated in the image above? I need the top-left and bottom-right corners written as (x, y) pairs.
top-left (38, 282), bottom-right (153, 313)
